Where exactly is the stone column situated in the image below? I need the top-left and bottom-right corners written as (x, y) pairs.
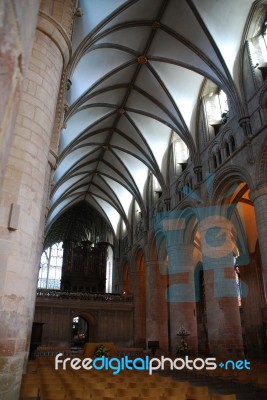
top-left (0, 4), bottom-right (72, 399)
top-left (131, 269), bottom-right (146, 347)
top-left (166, 242), bottom-right (198, 355)
top-left (145, 260), bottom-right (169, 354)
top-left (0, 0), bottom-right (40, 184)
top-left (250, 185), bottom-right (267, 302)
top-left (199, 215), bottom-right (244, 358)
top-left (152, 212), bottom-right (198, 354)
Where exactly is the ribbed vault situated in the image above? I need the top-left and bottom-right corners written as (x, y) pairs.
top-left (46, 0), bottom-right (255, 237)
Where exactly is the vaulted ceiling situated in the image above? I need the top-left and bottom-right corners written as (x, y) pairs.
top-left (46, 0), bottom-right (255, 238)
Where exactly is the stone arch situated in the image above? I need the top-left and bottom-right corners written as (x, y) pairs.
top-left (201, 167), bottom-right (253, 262)
top-left (147, 224), bottom-right (166, 263)
top-left (73, 310), bottom-right (97, 326)
top-left (206, 165), bottom-right (254, 205)
top-left (173, 206), bottom-right (199, 245)
top-left (131, 245), bottom-right (146, 272)
top-left (71, 310), bottom-right (97, 344)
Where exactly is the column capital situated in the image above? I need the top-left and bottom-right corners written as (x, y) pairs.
top-left (37, 11), bottom-right (72, 67)
top-left (239, 116), bottom-right (252, 135)
top-left (198, 214), bottom-right (233, 233)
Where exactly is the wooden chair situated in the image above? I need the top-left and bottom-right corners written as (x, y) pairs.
top-left (255, 371), bottom-right (267, 387)
top-left (116, 387), bottom-right (141, 397)
top-left (68, 388), bottom-right (91, 399)
top-left (163, 386), bottom-right (188, 397)
top-left (140, 387), bottom-right (165, 397)
top-left (210, 394), bottom-right (237, 400)
top-left (40, 389), bottom-right (69, 400)
top-left (186, 385), bottom-right (209, 400)
top-left (161, 394), bottom-right (186, 400)
top-left (172, 380), bottom-right (189, 390)
top-left (105, 381), bottom-right (123, 389)
top-left (19, 385), bottom-right (40, 400)
top-left (88, 388), bottom-right (115, 399)
top-left (127, 381), bottom-right (147, 389)
top-left (39, 382), bottom-right (65, 391)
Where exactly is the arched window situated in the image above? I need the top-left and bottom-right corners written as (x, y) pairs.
top-left (230, 136), bottom-right (236, 153)
top-left (173, 136), bottom-right (189, 176)
top-left (225, 140), bottom-right (230, 157)
top-left (105, 245), bottom-right (113, 293)
top-left (213, 154), bottom-right (217, 170)
top-left (176, 182), bottom-right (183, 202)
top-left (153, 175), bottom-right (162, 198)
top-left (189, 177), bottom-right (193, 190)
top-left (200, 80), bottom-right (231, 148)
top-left (248, 14), bottom-right (267, 81)
top-left (206, 89), bottom-right (229, 129)
top-left (38, 242), bottom-right (63, 289)
top-left (217, 149), bottom-right (222, 165)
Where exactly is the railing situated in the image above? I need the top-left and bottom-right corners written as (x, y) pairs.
top-left (36, 289), bottom-right (133, 302)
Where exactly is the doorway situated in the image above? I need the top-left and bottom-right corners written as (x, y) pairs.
top-left (71, 316), bottom-right (88, 348)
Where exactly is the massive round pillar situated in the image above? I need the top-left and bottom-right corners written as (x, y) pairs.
top-left (145, 260), bottom-right (169, 354)
top-left (250, 185), bottom-right (267, 302)
top-left (199, 215), bottom-right (244, 358)
top-left (0, 3), bottom-right (73, 398)
top-left (166, 242), bottom-right (198, 355)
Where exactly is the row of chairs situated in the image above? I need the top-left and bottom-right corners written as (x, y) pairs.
top-left (21, 387), bottom-right (236, 400)
top-left (194, 359), bottom-right (267, 388)
top-left (20, 357), bottom-right (238, 400)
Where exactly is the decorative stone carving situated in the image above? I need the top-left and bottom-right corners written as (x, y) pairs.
top-left (137, 55), bottom-right (148, 64)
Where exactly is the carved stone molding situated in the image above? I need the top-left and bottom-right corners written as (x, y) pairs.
top-left (48, 149), bottom-right (58, 169)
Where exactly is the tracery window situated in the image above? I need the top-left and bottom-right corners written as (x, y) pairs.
top-left (105, 245), bottom-right (113, 293)
top-left (38, 242), bottom-right (63, 289)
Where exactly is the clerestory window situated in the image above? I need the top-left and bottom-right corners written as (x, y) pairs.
top-left (248, 15), bottom-right (267, 81)
top-left (205, 88), bottom-right (229, 133)
top-left (173, 136), bottom-right (189, 176)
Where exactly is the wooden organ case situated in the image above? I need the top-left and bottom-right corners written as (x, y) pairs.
top-left (60, 240), bottom-right (109, 292)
